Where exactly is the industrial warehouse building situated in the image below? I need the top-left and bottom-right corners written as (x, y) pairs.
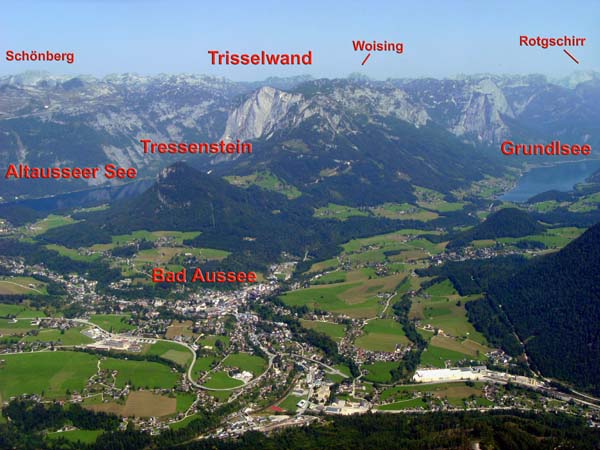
top-left (413, 367), bottom-right (487, 383)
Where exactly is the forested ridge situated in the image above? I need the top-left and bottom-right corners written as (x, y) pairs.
top-left (487, 221), bottom-right (600, 393)
top-left (424, 222), bottom-right (600, 393)
top-left (2, 400), bottom-right (599, 450)
top-left (447, 208), bottom-right (544, 249)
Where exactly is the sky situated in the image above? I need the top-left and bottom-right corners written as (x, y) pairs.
top-left (1, 0), bottom-right (598, 81)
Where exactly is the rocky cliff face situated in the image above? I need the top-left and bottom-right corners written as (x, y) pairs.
top-left (222, 87), bottom-right (305, 141)
top-left (222, 82), bottom-right (429, 143)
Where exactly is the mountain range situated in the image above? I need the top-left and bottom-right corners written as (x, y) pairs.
top-left (2, 71), bottom-right (599, 200)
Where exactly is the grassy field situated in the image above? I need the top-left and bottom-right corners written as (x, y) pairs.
top-left (414, 186), bottom-right (466, 212)
top-left (89, 314), bottom-right (135, 333)
top-left (134, 246), bottom-right (229, 266)
top-left (308, 258), bottom-right (339, 273)
top-left (45, 244), bottom-right (100, 262)
top-left (311, 271), bottom-right (347, 285)
top-left (0, 318), bottom-right (38, 336)
top-left (279, 394), bottom-right (305, 413)
top-left (568, 192), bottom-right (600, 212)
top-left (430, 335), bottom-right (490, 358)
top-left (497, 227), bottom-right (584, 249)
top-left (199, 335), bottom-right (230, 349)
top-left (354, 319), bottom-right (409, 352)
top-left (420, 345), bottom-right (477, 368)
top-left (281, 270), bottom-right (406, 318)
top-left (224, 171), bottom-right (301, 199)
top-left (176, 392), bottom-right (196, 412)
top-left (101, 358), bottom-right (179, 389)
top-left (26, 215), bottom-right (77, 235)
top-left (300, 320), bottom-right (346, 341)
top-left (222, 353), bottom-right (267, 376)
top-left (370, 203), bottom-right (439, 222)
top-left (169, 414), bottom-right (201, 430)
top-left (135, 247), bottom-right (183, 265)
top-left (410, 281), bottom-right (487, 344)
top-left (145, 341), bottom-right (192, 367)
top-left (377, 398), bottom-right (427, 410)
top-left (0, 351), bottom-right (98, 402)
top-left (165, 320), bottom-right (195, 339)
top-left (425, 279), bottom-right (457, 296)
top-left (380, 382), bottom-right (486, 407)
top-left (280, 282), bottom-right (380, 318)
top-left (191, 356), bottom-right (216, 381)
top-left (314, 203), bottom-right (369, 221)
top-left (0, 303), bottom-right (47, 318)
top-left (47, 429), bottom-right (103, 444)
top-left (21, 327), bottom-right (93, 345)
top-left (341, 229), bottom-right (440, 254)
top-left (361, 361), bottom-right (399, 383)
top-left (0, 276), bottom-right (47, 295)
top-left (111, 230), bottom-right (201, 246)
top-left (202, 371), bottom-right (243, 389)
top-left (86, 391), bottom-right (176, 417)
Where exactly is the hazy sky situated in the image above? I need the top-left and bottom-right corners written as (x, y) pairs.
top-left (1, 0), bottom-right (598, 80)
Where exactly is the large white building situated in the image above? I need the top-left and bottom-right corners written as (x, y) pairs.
top-left (413, 367), bottom-right (486, 383)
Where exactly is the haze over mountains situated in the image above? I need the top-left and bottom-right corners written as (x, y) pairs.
top-left (1, 71), bottom-right (599, 200)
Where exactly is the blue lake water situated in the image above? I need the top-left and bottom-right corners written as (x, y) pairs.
top-left (0, 179), bottom-right (154, 212)
top-left (500, 159), bottom-right (600, 203)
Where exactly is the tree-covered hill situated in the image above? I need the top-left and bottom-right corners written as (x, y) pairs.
top-left (486, 221), bottom-right (600, 393)
top-left (447, 208), bottom-right (544, 249)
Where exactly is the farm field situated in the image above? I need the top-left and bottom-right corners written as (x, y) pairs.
top-left (429, 335), bottom-right (491, 358)
top-left (89, 314), bottom-right (135, 333)
top-left (191, 356), bottom-right (216, 381)
top-left (222, 353), bottom-right (267, 376)
top-left (568, 192), bottom-right (600, 212)
top-left (199, 335), bottom-right (230, 350)
top-left (314, 203), bottom-right (369, 220)
top-left (45, 244), bottom-right (100, 262)
top-left (86, 391), bottom-right (176, 417)
top-left (280, 282), bottom-right (380, 318)
top-left (21, 327), bottom-right (93, 345)
top-left (0, 303), bottom-right (47, 318)
top-left (361, 361), bottom-right (399, 383)
top-left (379, 382), bottom-right (487, 407)
top-left (111, 230), bottom-right (201, 246)
top-left (176, 392), bottom-right (196, 412)
top-left (25, 215), bottom-right (77, 235)
top-left (0, 351), bottom-right (98, 402)
top-left (202, 371), bottom-right (244, 389)
top-left (420, 344), bottom-right (481, 368)
top-left (307, 258), bottom-right (338, 273)
top-left (47, 429), bottom-right (103, 444)
top-left (0, 276), bottom-right (47, 295)
top-left (0, 318), bottom-right (38, 336)
top-left (224, 171), bottom-right (301, 199)
top-left (100, 358), bottom-right (179, 389)
top-left (165, 320), bottom-right (195, 339)
top-left (497, 227), bottom-right (584, 249)
top-left (376, 398), bottom-right (427, 410)
top-left (300, 320), bottom-right (346, 341)
top-left (281, 271), bottom-right (406, 318)
top-left (370, 203), bottom-right (439, 222)
top-left (414, 186), bottom-right (466, 212)
top-left (410, 280), bottom-right (487, 344)
top-left (311, 271), bottom-right (347, 285)
top-left (145, 341), bottom-right (192, 367)
top-left (354, 319), bottom-right (409, 352)
top-left (279, 394), bottom-right (305, 413)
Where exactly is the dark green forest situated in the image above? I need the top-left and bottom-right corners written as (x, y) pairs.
top-left (3, 400), bottom-right (599, 450)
